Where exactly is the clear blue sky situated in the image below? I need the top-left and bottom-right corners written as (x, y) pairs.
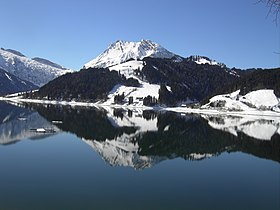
top-left (0, 0), bottom-right (279, 70)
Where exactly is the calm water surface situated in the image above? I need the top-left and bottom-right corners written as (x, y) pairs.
top-left (0, 102), bottom-right (279, 210)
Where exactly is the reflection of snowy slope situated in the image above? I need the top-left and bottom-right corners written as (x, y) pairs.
top-left (188, 153), bottom-right (214, 161)
top-left (82, 136), bottom-right (166, 170)
top-left (81, 108), bottom-right (221, 169)
top-left (0, 112), bottom-right (59, 145)
top-left (81, 108), bottom-right (164, 169)
top-left (203, 115), bottom-right (280, 140)
top-left (101, 107), bottom-right (158, 132)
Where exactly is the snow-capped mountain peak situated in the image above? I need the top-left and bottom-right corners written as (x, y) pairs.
top-left (84, 39), bottom-right (180, 69)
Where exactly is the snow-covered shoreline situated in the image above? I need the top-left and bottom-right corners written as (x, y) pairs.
top-left (1, 95), bottom-right (280, 118)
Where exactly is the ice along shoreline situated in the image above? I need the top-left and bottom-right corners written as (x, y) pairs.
top-left (1, 96), bottom-right (280, 119)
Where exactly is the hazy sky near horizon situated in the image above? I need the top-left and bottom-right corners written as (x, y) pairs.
top-left (0, 0), bottom-right (279, 70)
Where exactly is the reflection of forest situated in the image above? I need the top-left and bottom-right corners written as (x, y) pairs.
top-left (28, 104), bottom-right (280, 163)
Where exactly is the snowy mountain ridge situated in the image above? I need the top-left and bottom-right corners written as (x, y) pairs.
top-left (32, 57), bottom-right (68, 70)
top-left (84, 39), bottom-right (181, 69)
top-left (0, 48), bottom-right (73, 87)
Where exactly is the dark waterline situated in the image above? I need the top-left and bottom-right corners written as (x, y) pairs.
top-left (0, 102), bottom-right (279, 210)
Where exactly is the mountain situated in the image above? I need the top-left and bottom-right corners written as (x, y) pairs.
top-left (18, 40), bottom-right (279, 109)
top-left (84, 39), bottom-right (182, 69)
top-left (0, 48), bottom-right (73, 86)
top-left (0, 68), bottom-right (38, 96)
top-left (31, 41), bottom-right (239, 104)
top-left (4, 49), bottom-right (26, 57)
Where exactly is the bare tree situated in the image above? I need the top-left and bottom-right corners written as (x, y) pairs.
top-left (258, 0), bottom-right (280, 24)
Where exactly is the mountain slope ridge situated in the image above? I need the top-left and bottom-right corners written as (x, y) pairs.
top-left (0, 68), bottom-right (38, 96)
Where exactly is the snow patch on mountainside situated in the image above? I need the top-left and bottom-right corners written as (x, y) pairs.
top-left (109, 60), bottom-right (144, 78)
top-left (84, 40), bottom-right (180, 69)
top-left (4, 72), bottom-right (12, 81)
top-left (239, 90), bottom-right (279, 109)
top-left (195, 57), bottom-right (218, 65)
top-left (0, 68), bottom-right (38, 95)
top-left (0, 48), bottom-right (72, 86)
top-left (187, 55), bottom-right (225, 67)
top-left (101, 82), bottom-right (161, 106)
top-left (202, 89), bottom-right (280, 111)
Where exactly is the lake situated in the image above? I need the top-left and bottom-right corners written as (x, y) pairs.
top-left (0, 101), bottom-right (279, 210)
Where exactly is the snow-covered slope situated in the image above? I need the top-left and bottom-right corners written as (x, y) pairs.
top-left (202, 89), bottom-right (280, 111)
top-left (0, 48), bottom-right (73, 86)
top-left (32, 57), bottom-right (68, 70)
top-left (84, 40), bottom-right (181, 69)
top-left (0, 68), bottom-right (38, 95)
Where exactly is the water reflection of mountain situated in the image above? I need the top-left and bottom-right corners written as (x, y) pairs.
top-left (28, 104), bottom-right (280, 168)
top-left (202, 115), bottom-right (280, 141)
top-left (0, 102), bottom-right (59, 145)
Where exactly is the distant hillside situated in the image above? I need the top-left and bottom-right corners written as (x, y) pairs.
top-left (208, 68), bottom-right (280, 100)
top-left (32, 68), bottom-right (140, 102)
top-left (142, 57), bottom-right (241, 103)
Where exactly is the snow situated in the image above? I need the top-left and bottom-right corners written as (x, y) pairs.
top-left (239, 89), bottom-right (279, 109)
top-left (0, 48), bottom-right (73, 86)
top-left (36, 128), bottom-right (46, 133)
top-left (195, 57), bottom-right (218, 65)
top-left (188, 153), bottom-right (213, 160)
top-left (4, 72), bottom-right (12, 81)
top-left (240, 121), bottom-right (278, 140)
top-left (202, 89), bottom-right (280, 111)
top-left (84, 40), bottom-right (179, 69)
top-left (188, 55), bottom-right (223, 66)
top-left (109, 60), bottom-right (144, 79)
top-left (2, 88), bottom-right (280, 119)
top-left (103, 82), bottom-right (161, 106)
